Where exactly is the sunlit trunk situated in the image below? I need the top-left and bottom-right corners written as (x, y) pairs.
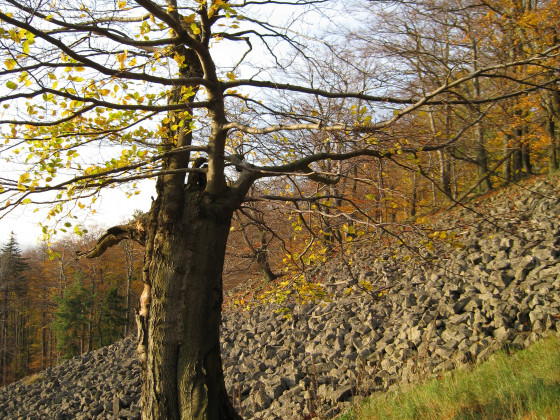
top-left (139, 189), bottom-right (241, 420)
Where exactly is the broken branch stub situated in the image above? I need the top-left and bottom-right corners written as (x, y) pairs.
top-left (75, 216), bottom-right (147, 259)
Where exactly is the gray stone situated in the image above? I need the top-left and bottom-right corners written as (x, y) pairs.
top-left (453, 297), bottom-right (472, 314)
top-left (493, 326), bottom-right (511, 341)
top-left (5, 176), bottom-right (560, 420)
top-left (331, 385), bottom-right (354, 403)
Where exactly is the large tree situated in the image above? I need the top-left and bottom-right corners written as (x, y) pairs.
top-left (0, 0), bottom-right (558, 418)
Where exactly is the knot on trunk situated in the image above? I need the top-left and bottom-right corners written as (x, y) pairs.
top-left (187, 156), bottom-right (207, 189)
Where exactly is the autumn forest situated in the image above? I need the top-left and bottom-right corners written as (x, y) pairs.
top-left (0, 0), bottom-right (558, 416)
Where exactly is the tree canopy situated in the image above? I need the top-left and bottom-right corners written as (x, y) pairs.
top-left (0, 0), bottom-right (556, 230)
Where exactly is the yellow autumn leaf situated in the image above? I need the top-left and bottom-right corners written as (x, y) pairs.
top-left (4, 59), bottom-right (16, 70)
top-left (191, 23), bottom-right (201, 35)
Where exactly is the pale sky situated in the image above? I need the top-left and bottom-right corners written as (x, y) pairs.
top-left (0, 181), bottom-right (155, 250)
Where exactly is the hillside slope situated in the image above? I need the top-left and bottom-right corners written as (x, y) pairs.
top-left (1, 175), bottom-right (560, 419)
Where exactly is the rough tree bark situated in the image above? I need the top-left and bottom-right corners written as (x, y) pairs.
top-left (78, 171), bottom-right (244, 420)
top-left (139, 188), bottom-right (240, 419)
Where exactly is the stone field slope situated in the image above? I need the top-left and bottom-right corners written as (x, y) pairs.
top-left (1, 175), bottom-right (560, 419)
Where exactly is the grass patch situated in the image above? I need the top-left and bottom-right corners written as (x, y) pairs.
top-left (342, 333), bottom-right (560, 420)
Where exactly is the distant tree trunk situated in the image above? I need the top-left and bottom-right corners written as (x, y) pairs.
top-left (57, 260), bottom-right (66, 299)
top-left (255, 231), bottom-right (277, 283)
top-left (41, 311), bottom-right (48, 369)
top-left (377, 158), bottom-right (385, 222)
top-left (14, 310), bottom-right (19, 378)
top-left (88, 279), bottom-right (94, 353)
top-left (438, 149), bottom-right (452, 198)
top-left (452, 155), bottom-right (459, 198)
top-left (428, 107), bottom-right (452, 200)
top-left (80, 323), bottom-right (85, 355)
top-left (49, 329), bottom-right (54, 366)
top-left (547, 115), bottom-right (558, 171)
top-left (475, 122), bottom-right (492, 193)
top-left (512, 145), bottom-right (523, 180)
top-left (410, 172), bottom-right (418, 217)
top-left (441, 101), bottom-right (453, 199)
top-left (24, 314), bottom-right (30, 377)
top-left (321, 206), bottom-right (342, 253)
top-left (97, 317), bottom-right (103, 350)
top-left (504, 135), bottom-right (512, 183)
top-left (346, 164), bottom-right (359, 238)
top-left (431, 175), bottom-right (437, 207)
top-left (236, 212), bottom-right (277, 284)
top-left (471, 41), bottom-right (492, 193)
top-left (511, 102), bottom-right (531, 179)
top-left (545, 92), bottom-right (560, 173)
top-left (0, 292), bottom-right (6, 386)
top-left (322, 146), bottom-right (344, 252)
top-left (522, 142), bottom-right (531, 175)
top-left (256, 248), bottom-right (277, 283)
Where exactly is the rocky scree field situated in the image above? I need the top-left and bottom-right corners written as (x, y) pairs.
top-left (1, 175), bottom-right (560, 419)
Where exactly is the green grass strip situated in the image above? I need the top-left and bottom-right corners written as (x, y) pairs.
top-left (342, 333), bottom-right (560, 420)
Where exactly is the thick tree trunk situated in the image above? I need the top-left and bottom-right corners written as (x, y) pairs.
top-left (139, 188), bottom-right (241, 420)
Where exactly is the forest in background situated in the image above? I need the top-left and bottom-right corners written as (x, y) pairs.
top-left (0, 229), bottom-right (144, 386)
top-left (0, 0), bottom-right (558, 388)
